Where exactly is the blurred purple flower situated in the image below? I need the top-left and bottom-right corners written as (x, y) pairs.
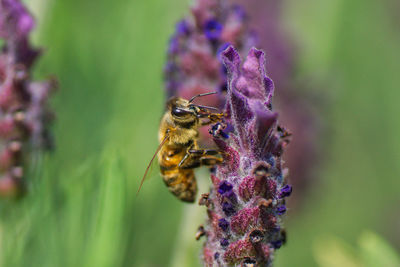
top-left (202, 46), bottom-right (290, 266)
top-left (0, 0), bottom-right (56, 196)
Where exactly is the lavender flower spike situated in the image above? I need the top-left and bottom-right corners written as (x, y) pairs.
top-left (0, 0), bottom-right (56, 196)
top-left (202, 46), bottom-right (291, 266)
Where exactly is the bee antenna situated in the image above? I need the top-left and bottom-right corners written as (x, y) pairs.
top-left (192, 104), bottom-right (219, 111)
top-left (189, 92), bottom-right (217, 103)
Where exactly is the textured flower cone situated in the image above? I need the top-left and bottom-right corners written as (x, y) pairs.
top-left (201, 46), bottom-right (291, 266)
top-left (0, 0), bottom-right (55, 196)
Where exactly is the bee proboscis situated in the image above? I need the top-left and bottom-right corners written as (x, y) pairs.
top-left (137, 92), bottom-right (224, 202)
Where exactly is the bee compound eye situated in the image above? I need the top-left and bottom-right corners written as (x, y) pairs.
top-left (172, 107), bottom-right (191, 117)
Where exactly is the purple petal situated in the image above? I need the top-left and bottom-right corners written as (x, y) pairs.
top-left (276, 205), bottom-right (286, 215)
top-left (253, 105), bottom-right (278, 156)
top-left (218, 218), bottom-right (230, 231)
top-left (229, 89), bottom-right (254, 149)
top-left (0, 0), bottom-right (35, 39)
top-left (218, 181), bottom-right (233, 195)
top-left (264, 76), bottom-right (274, 104)
top-left (241, 48), bottom-right (267, 100)
top-left (204, 19), bottom-right (223, 41)
top-left (221, 45), bottom-right (241, 79)
top-left (279, 184), bottom-right (292, 198)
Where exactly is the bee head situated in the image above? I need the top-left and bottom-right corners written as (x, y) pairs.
top-left (167, 97), bottom-right (198, 123)
top-left (167, 93), bottom-right (219, 125)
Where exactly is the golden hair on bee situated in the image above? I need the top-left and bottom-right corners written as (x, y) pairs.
top-left (137, 92), bottom-right (224, 202)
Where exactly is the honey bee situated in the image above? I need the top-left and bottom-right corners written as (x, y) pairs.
top-left (137, 92), bottom-right (224, 202)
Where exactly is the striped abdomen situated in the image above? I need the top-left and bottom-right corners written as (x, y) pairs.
top-left (158, 145), bottom-right (198, 203)
top-left (161, 168), bottom-right (197, 203)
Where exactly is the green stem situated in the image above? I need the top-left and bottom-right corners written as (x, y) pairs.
top-left (169, 169), bottom-right (210, 267)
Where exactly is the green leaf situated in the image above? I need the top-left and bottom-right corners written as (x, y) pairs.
top-left (313, 235), bottom-right (362, 267)
top-left (359, 231), bottom-right (400, 267)
top-left (83, 150), bottom-right (128, 267)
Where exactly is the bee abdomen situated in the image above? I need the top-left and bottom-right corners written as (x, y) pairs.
top-left (161, 169), bottom-right (197, 203)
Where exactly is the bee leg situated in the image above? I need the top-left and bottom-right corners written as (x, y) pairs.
top-left (188, 149), bottom-right (224, 165)
top-left (177, 143), bottom-right (196, 168)
top-left (208, 112), bottom-right (225, 122)
top-left (189, 149), bottom-right (229, 161)
top-left (179, 155), bottom-right (223, 169)
top-left (198, 155), bottom-right (223, 166)
top-left (178, 153), bottom-right (191, 168)
top-left (179, 148), bottom-right (223, 169)
top-left (187, 149), bottom-right (220, 156)
top-left (200, 112), bottom-right (225, 126)
top-left (179, 157), bottom-right (201, 169)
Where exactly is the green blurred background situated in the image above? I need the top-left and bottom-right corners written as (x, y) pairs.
top-left (0, 0), bottom-right (399, 266)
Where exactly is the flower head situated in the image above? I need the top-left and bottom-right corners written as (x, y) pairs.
top-left (0, 0), bottom-right (34, 38)
top-left (0, 0), bottom-right (56, 196)
top-left (202, 46), bottom-right (290, 266)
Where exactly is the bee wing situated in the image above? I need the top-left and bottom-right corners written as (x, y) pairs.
top-left (136, 132), bottom-right (170, 196)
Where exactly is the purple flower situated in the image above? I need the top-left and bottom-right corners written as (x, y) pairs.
top-left (204, 19), bottom-right (223, 41)
top-left (276, 205), bottom-right (287, 215)
top-left (218, 218), bottom-right (230, 231)
top-left (270, 240), bottom-right (283, 249)
top-left (202, 46), bottom-right (290, 266)
top-left (222, 201), bottom-right (236, 217)
top-left (0, 0), bottom-right (56, 196)
top-left (0, 0), bottom-right (34, 40)
top-left (279, 184), bottom-right (292, 198)
top-left (220, 238), bottom-right (229, 247)
top-left (218, 180), bottom-right (233, 194)
top-left (176, 19), bottom-right (190, 36)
